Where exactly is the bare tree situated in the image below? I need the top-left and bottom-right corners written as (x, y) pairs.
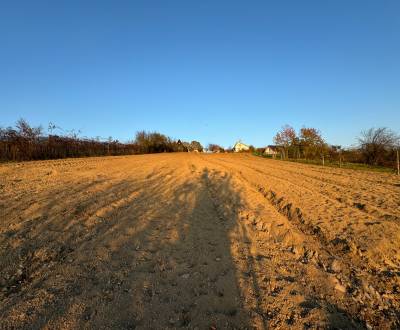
top-left (358, 127), bottom-right (399, 165)
top-left (0, 120), bottom-right (193, 161)
top-left (16, 118), bottom-right (42, 140)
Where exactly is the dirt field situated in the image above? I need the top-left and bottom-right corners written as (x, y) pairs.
top-left (1, 153), bottom-right (399, 329)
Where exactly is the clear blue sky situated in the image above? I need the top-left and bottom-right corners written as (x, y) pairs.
top-left (1, 1), bottom-right (399, 148)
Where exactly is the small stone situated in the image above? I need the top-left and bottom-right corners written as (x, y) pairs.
top-left (256, 222), bottom-right (266, 232)
top-left (181, 273), bottom-right (190, 279)
top-left (215, 257), bottom-right (221, 262)
top-left (330, 260), bottom-right (341, 273)
top-left (290, 246), bottom-right (298, 255)
top-left (335, 283), bottom-right (346, 293)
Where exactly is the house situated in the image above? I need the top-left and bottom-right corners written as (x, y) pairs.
top-left (264, 145), bottom-right (279, 156)
top-left (233, 141), bottom-right (250, 152)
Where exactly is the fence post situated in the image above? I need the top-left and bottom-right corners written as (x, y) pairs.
top-left (339, 154), bottom-right (342, 168)
top-left (322, 155), bottom-right (325, 166)
top-left (397, 149), bottom-right (399, 175)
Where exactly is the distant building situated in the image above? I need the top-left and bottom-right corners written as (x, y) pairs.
top-left (233, 141), bottom-right (250, 152)
top-left (264, 145), bottom-right (279, 156)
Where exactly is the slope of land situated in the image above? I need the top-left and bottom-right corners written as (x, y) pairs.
top-left (0, 153), bottom-right (399, 329)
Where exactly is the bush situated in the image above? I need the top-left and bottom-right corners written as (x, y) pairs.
top-left (0, 119), bottom-right (198, 161)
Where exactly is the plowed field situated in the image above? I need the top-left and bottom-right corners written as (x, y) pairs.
top-left (1, 153), bottom-right (399, 329)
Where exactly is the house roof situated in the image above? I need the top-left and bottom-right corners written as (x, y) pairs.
top-left (266, 145), bottom-right (279, 150)
top-left (234, 141), bottom-right (249, 148)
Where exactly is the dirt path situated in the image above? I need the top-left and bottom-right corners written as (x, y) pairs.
top-left (0, 153), bottom-right (399, 329)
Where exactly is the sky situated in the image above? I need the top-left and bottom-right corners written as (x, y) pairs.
top-left (1, 0), bottom-right (399, 148)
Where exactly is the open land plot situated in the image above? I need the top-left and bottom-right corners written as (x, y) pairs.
top-left (0, 153), bottom-right (399, 329)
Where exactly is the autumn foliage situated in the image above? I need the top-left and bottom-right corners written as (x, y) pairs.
top-left (273, 125), bottom-right (327, 159)
top-left (272, 124), bottom-right (399, 169)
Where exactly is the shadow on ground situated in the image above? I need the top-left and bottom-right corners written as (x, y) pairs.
top-left (0, 165), bottom-right (364, 329)
top-left (1, 167), bottom-right (251, 328)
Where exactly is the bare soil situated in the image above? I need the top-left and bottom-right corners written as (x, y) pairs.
top-left (0, 153), bottom-right (399, 329)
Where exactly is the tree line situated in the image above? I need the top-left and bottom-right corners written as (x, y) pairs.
top-left (272, 124), bottom-right (399, 168)
top-left (0, 119), bottom-right (203, 162)
top-left (2, 119), bottom-right (398, 169)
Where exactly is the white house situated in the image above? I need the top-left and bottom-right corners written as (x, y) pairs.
top-left (264, 145), bottom-right (278, 156)
top-left (233, 141), bottom-right (250, 152)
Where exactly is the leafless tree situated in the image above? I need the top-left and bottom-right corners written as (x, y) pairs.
top-left (0, 120), bottom-right (193, 161)
top-left (16, 118), bottom-right (42, 140)
top-left (358, 127), bottom-right (399, 165)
